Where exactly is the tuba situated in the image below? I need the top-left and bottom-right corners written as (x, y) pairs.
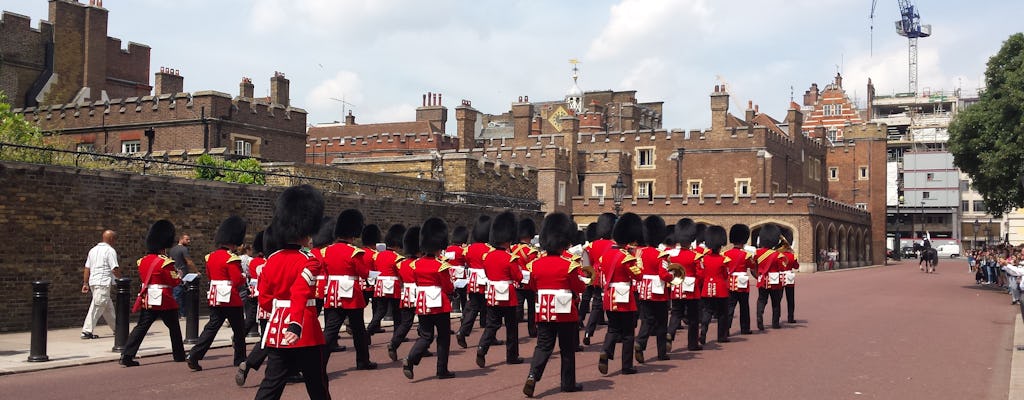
top-left (776, 236), bottom-right (793, 254)
top-left (665, 262), bottom-right (686, 279)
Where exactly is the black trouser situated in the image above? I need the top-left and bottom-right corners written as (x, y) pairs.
top-left (756, 288), bottom-right (783, 330)
top-left (636, 300), bottom-right (668, 356)
top-left (479, 305), bottom-right (519, 361)
top-left (407, 313), bottom-right (452, 374)
top-left (244, 297), bottom-right (260, 336)
top-left (365, 290), bottom-right (378, 326)
top-left (452, 287), bottom-right (468, 313)
top-left (601, 311), bottom-right (636, 370)
top-left (245, 319), bottom-right (269, 370)
top-left (389, 307), bottom-right (416, 350)
top-left (529, 322), bottom-right (578, 389)
top-left (368, 297), bottom-right (400, 334)
top-left (457, 292), bottom-right (487, 336)
top-left (254, 345), bottom-right (330, 400)
top-left (783, 285), bottom-right (796, 322)
top-left (189, 306), bottom-right (246, 366)
top-left (726, 291), bottom-right (751, 334)
top-left (323, 308), bottom-right (370, 366)
top-left (583, 289), bottom-right (605, 337)
top-left (516, 288), bottom-right (537, 336)
top-left (668, 299), bottom-right (701, 349)
top-left (123, 308), bottom-right (185, 361)
top-left (579, 286), bottom-right (596, 325)
top-left (700, 297), bottom-right (729, 342)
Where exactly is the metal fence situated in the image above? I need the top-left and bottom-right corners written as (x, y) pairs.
top-left (0, 141), bottom-right (542, 210)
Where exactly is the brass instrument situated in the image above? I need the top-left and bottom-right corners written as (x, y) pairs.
top-left (580, 265), bottom-right (597, 283)
top-left (777, 236), bottom-right (793, 253)
top-left (665, 263), bottom-right (686, 279)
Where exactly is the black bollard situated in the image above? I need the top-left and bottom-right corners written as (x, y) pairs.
top-left (112, 278), bottom-right (132, 352)
top-left (27, 281), bottom-right (50, 362)
top-left (184, 280), bottom-right (200, 344)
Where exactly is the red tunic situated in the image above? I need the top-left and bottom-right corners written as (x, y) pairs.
top-left (413, 257), bottom-right (455, 315)
top-left (700, 253), bottom-right (730, 298)
top-left (372, 249), bottom-right (403, 299)
top-left (586, 239), bottom-right (615, 287)
top-left (320, 242), bottom-right (370, 309)
top-left (511, 243), bottom-right (540, 290)
top-left (530, 255), bottom-right (586, 323)
top-left (636, 246), bottom-right (673, 302)
top-left (465, 243), bottom-right (493, 294)
top-left (361, 246), bottom-right (378, 291)
top-left (668, 248), bottom-right (706, 300)
top-left (247, 256), bottom-right (266, 298)
top-left (398, 258), bottom-right (417, 309)
top-left (205, 248), bottom-right (246, 307)
top-left (445, 244), bottom-right (468, 280)
top-left (723, 247), bottom-right (754, 293)
top-left (600, 246), bottom-right (643, 312)
top-left (258, 248), bottom-right (324, 348)
top-left (782, 251), bottom-right (799, 287)
top-left (311, 247), bottom-right (327, 300)
top-left (137, 254), bottom-right (180, 310)
top-left (755, 248), bottom-right (787, 290)
top-left (483, 248), bottom-right (523, 307)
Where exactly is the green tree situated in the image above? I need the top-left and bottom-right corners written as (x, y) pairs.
top-left (193, 154), bottom-right (265, 185)
top-left (0, 91), bottom-right (54, 163)
top-left (949, 33), bottom-right (1024, 216)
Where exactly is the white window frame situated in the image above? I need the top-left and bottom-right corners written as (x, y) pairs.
top-left (235, 139), bottom-right (253, 156)
top-left (859, 166), bottom-right (869, 180)
top-left (835, 104), bottom-right (843, 115)
top-left (121, 140), bottom-right (141, 154)
top-left (635, 180), bottom-right (654, 200)
top-left (856, 203), bottom-right (867, 210)
top-left (829, 167), bottom-right (838, 181)
top-left (826, 128), bottom-right (839, 143)
top-left (687, 179), bottom-right (702, 197)
top-left (735, 178), bottom-right (751, 197)
top-left (636, 147), bottom-right (655, 169)
top-left (558, 181), bottom-right (567, 206)
top-left (591, 183), bottom-right (607, 199)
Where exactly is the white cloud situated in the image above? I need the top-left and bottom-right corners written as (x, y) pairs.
top-left (362, 103), bottom-right (419, 125)
top-left (305, 70), bottom-right (365, 123)
top-left (586, 0), bottom-right (712, 60)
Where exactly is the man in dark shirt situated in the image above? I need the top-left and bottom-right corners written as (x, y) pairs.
top-left (168, 234), bottom-right (195, 317)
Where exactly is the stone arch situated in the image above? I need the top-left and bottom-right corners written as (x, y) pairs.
top-left (814, 222), bottom-right (826, 271)
top-left (863, 230), bottom-right (872, 266)
top-left (854, 228), bottom-right (864, 267)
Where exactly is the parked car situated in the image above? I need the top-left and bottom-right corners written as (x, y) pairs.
top-left (936, 244), bottom-right (961, 258)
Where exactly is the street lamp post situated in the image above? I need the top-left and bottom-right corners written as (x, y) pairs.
top-left (612, 174), bottom-right (627, 216)
top-left (987, 217), bottom-right (993, 247)
top-left (973, 219), bottom-right (980, 250)
top-left (894, 202), bottom-right (901, 260)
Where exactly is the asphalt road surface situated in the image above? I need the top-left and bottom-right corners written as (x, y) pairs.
top-left (0, 259), bottom-right (1015, 399)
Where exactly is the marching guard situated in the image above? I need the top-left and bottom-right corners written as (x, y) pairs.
top-left (698, 225), bottom-right (731, 345)
top-left (724, 224), bottom-right (755, 335)
top-left (447, 226), bottom-right (470, 314)
top-left (236, 230), bottom-right (269, 386)
top-left (456, 215), bottom-right (493, 349)
top-left (667, 218), bottom-right (705, 351)
top-left (780, 229), bottom-right (798, 323)
top-left (513, 218), bottom-right (540, 338)
top-left (634, 215), bottom-right (675, 363)
top-left (754, 223), bottom-right (787, 331)
top-left (402, 218), bottom-right (456, 380)
top-left (583, 213), bottom-right (617, 345)
top-left (476, 211), bottom-right (525, 367)
top-left (320, 209), bottom-right (377, 370)
top-left (254, 185), bottom-right (331, 400)
top-left (597, 212), bottom-right (645, 375)
top-left (522, 212), bottom-right (586, 397)
top-left (368, 224), bottom-right (406, 337)
top-left (361, 224), bottom-right (383, 334)
top-left (389, 226), bottom-right (420, 360)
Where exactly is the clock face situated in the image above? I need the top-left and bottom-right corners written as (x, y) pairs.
top-left (547, 106), bottom-right (569, 132)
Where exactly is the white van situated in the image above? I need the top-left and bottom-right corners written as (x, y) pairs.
top-left (936, 244), bottom-right (961, 258)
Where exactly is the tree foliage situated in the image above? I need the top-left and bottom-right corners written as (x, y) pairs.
top-left (949, 33), bottom-right (1024, 217)
top-left (193, 154), bottom-right (266, 185)
top-left (0, 91), bottom-right (54, 163)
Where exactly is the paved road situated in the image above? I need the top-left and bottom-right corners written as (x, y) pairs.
top-left (0, 260), bottom-right (1016, 399)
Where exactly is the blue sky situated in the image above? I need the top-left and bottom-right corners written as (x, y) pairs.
top-left (3, 0), bottom-right (1021, 131)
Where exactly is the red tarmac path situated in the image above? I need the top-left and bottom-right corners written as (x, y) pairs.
top-left (0, 260), bottom-right (1016, 399)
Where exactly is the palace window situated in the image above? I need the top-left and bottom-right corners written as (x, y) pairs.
top-left (735, 178), bottom-right (751, 196)
top-left (121, 140), bottom-right (140, 154)
top-left (592, 183), bottom-right (606, 199)
top-left (829, 167), bottom-right (839, 181)
top-left (558, 181), bottom-right (566, 206)
top-left (859, 166), bottom-right (869, 180)
top-left (688, 180), bottom-right (702, 197)
top-left (636, 147), bottom-right (655, 169)
top-left (235, 139), bottom-right (253, 157)
top-left (636, 180), bottom-right (654, 200)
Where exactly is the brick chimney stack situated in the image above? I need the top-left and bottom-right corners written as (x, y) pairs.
top-left (803, 83), bottom-right (820, 107)
top-left (154, 67), bottom-right (183, 95)
top-left (787, 101), bottom-right (803, 136)
top-left (344, 110), bottom-right (356, 125)
top-left (455, 99), bottom-right (478, 149)
top-left (416, 92), bottom-right (448, 133)
top-left (239, 77), bottom-right (254, 98)
top-left (710, 85), bottom-right (730, 131)
top-left (270, 71), bottom-right (289, 107)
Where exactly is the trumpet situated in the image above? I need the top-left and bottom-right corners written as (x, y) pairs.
top-left (776, 236), bottom-right (793, 253)
top-left (580, 265), bottom-right (597, 283)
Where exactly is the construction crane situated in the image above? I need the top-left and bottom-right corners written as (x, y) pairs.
top-left (895, 0), bottom-right (931, 94)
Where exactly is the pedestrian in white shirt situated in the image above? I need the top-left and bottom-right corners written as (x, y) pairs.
top-left (1002, 258), bottom-right (1024, 305)
top-left (81, 230), bottom-right (121, 339)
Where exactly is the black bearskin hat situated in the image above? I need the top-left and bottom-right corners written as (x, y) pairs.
top-left (540, 212), bottom-right (575, 255)
top-left (361, 224), bottom-right (382, 247)
top-left (729, 224), bottom-right (751, 246)
top-left (612, 212), bottom-right (644, 245)
top-left (643, 215), bottom-right (667, 247)
top-left (270, 184), bottom-right (324, 244)
top-left (518, 218), bottom-right (537, 240)
top-left (420, 217), bottom-right (449, 255)
top-left (146, 219), bottom-right (176, 254)
top-left (695, 223), bottom-right (708, 245)
top-left (674, 218), bottom-right (696, 246)
top-left (252, 230), bottom-right (265, 255)
top-left (574, 230), bottom-right (586, 246)
top-left (335, 209), bottom-right (364, 239)
top-left (595, 212), bottom-right (617, 240)
top-left (704, 225), bottom-right (728, 253)
top-left (262, 224), bottom-right (281, 255)
top-left (451, 226), bottom-right (469, 245)
top-left (312, 217), bottom-right (336, 248)
top-left (664, 225), bottom-right (677, 246)
top-left (403, 226), bottom-right (422, 258)
top-left (758, 223), bottom-right (782, 249)
top-left (385, 224), bottom-right (407, 249)
top-left (489, 211), bottom-right (518, 246)
top-left (471, 215), bottom-right (492, 244)
top-left (782, 228), bottom-right (794, 246)
top-left (214, 215), bottom-right (247, 247)
top-left (585, 222), bottom-right (598, 242)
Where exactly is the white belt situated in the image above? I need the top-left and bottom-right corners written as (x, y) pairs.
top-left (537, 289), bottom-right (572, 296)
top-left (417, 285), bottom-right (441, 291)
top-left (489, 280), bottom-right (513, 285)
top-left (272, 299), bottom-right (317, 308)
top-left (377, 276), bottom-right (398, 281)
top-left (642, 274), bottom-right (659, 280)
top-left (403, 283), bottom-right (418, 289)
top-left (147, 284), bottom-right (170, 289)
top-left (328, 275), bottom-right (357, 281)
top-left (732, 272), bottom-right (747, 276)
top-left (210, 280), bottom-right (230, 285)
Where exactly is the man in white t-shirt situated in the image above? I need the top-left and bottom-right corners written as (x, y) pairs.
top-left (81, 230), bottom-right (122, 339)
